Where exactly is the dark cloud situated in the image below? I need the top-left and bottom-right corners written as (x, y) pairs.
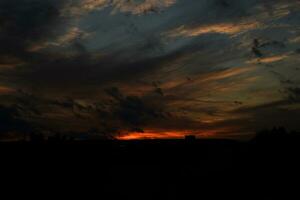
top-left (0, 105), bottom-right (32, 139)
top-left (287, 87), bottom-right (300, 102)
top-left (103, 87), bottom-right (169, 131)
top-left (7, 39), bottom-right (206, 92)
top-left (0, 87), bottom-right (172, 138)
top-left (0, 0), bottom-right (67, 62)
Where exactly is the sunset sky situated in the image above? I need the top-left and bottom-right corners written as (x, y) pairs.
top-left (0, 0), bottom-right (300, 140)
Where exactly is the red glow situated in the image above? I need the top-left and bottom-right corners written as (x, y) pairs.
top-left (117, 130), bottom-right (217, 140)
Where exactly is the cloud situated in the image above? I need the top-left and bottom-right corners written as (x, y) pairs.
top-left (166, 21), bottom-right (261, 38)
top-left (28, 27), bottom-right (91, 52)
top-left (0, 105), bottom-right (32, 140)
top-left (0, 0), bottom-right (67, 58)
top-left (65, 0), bottom-right (108, 16)
top-left (0, 86), bottom-right (15, 95)
top-left (289, 36), bottom-right (300, 44)
top-left (103, 87), bottom-right (169, 131)
top-left (230, 98), bottom-right (300, 132)
top-left (247, 54), bottom-right (289, 64)
top-left (111, 0), bottom-right (176, 15)
top-left (197, 67), bottom-right (255, 83)
top-left (66, 0), bottom-right (176, 16)
top-left (287, 87), bottom-right (300, 102)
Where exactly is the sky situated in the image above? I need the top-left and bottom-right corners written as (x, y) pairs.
top-left (0, 0), bottom-right (300, 140)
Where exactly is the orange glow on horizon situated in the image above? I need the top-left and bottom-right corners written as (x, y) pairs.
top-left (117, 130), bottom-right (217, 140)
top-left (0, 86), bottom-right (15, 94)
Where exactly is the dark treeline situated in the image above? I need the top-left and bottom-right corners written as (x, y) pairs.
top-left (0, 127), bottom-right (299, 199)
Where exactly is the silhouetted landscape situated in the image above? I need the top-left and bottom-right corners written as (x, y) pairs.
top-left (1, 127), bottom-right (299, 199)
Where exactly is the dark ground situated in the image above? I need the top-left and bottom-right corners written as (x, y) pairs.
top-left (1, 130), bottom-right (300, 199)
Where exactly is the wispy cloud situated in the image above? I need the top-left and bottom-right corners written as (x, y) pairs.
top-left (247, 54), bottom-right (289, 64)
top-left (66, 0), bottom-right (176, 16)
top-left (0, 86), bottom-right (15, 95)
top-left (166, 21), bottom-right (261, 38)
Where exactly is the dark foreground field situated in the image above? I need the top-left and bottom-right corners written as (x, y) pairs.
top-left (1, 131), bottom-right (300, 199)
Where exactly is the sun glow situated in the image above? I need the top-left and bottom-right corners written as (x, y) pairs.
top-left (117, 130), bottom-right (217, 140)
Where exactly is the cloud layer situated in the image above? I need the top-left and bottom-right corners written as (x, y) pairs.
top-left (0, 0), bottom-right (300, 140)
